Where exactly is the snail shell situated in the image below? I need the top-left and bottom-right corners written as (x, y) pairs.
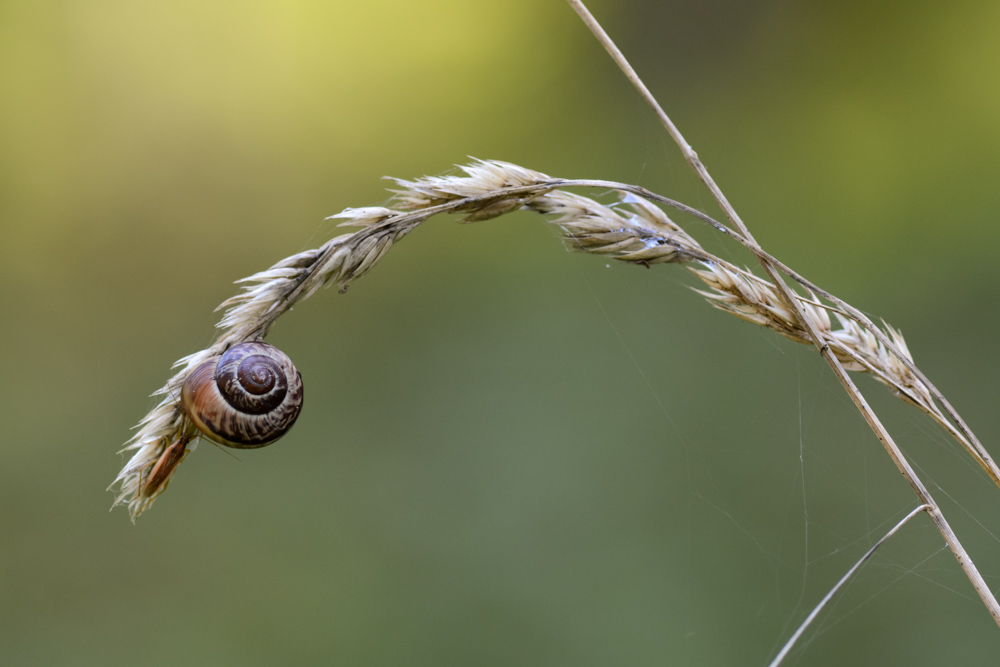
top-left (181, 342), bottom-right (304, 449)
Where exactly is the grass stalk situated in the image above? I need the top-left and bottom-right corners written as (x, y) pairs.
top-left (567, 0), bottom-right (1000, 630)
top-left (768, 505), bottom-right (932, 667)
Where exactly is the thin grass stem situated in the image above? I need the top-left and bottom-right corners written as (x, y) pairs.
top-left (768, 505), bottom-right (932, 667)
top-left (566, 0), bottom-right (1000, 629)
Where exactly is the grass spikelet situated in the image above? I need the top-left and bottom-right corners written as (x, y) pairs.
top-left (112, 158), bottom-right (993, 519)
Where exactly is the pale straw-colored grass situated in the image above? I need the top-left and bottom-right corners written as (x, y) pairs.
top-left (110, 2), bottom-right (1000, 661)
top-left (111, 159), bottom-right (994, 521)
top-left (567, 0), bottom-right (1000, 646)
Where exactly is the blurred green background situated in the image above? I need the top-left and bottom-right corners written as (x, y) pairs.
top-left (3, 0), bottom-right (1000, 664)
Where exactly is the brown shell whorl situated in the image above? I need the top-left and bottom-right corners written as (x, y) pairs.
top-left (181, 342), bottom-right (304, 449)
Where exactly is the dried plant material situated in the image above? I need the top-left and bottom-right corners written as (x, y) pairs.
top-left (112, 159), bottom-right (993, 520)
top-left (566, 0), bottom-right (1000, 635)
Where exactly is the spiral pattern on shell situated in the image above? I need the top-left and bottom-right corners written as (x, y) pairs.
top-left (181, 342), bottom-right (304, 448)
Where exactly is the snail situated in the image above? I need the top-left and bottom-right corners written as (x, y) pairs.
top-left (181, 341), bottom-right (304, 448)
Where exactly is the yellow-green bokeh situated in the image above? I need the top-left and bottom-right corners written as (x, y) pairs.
top-left (2, 1), bottom-right (1000, 665)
